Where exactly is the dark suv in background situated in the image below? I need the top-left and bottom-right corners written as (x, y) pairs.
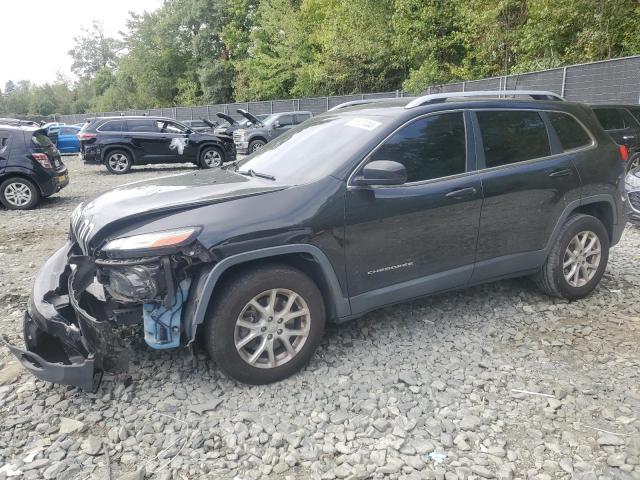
top-left (3, 91), bottom-right (628, 390)
top-left (233, 110), bottom-right (313, 154)
top-left (78, 116), bottom-right (236, 174)
top-left (0, 125), bottom-right (68, 209)
top-left (591, 104), bottom-right (640, 171)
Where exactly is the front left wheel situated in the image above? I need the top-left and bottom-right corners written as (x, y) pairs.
top-left (200, 147), bottom-right (224, 168)
top-left (204, 264), bottom-right (326, 384)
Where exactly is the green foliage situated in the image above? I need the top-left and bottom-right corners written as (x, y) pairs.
top-left (3, 0), bottom-right (639, 117)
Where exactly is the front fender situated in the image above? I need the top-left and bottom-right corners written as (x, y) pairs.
top-left (182, 244), bottom-right (351, 343)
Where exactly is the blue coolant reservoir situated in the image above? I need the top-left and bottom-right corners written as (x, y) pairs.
top-left (143, 278), bottom-right (192, 349)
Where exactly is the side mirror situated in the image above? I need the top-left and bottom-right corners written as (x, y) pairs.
top-left (185, 128), bottom-right (194, 135)
top-left (352, 160), bottom-right (407, 187)
top-left (273, 121), bottom-right (281, 128)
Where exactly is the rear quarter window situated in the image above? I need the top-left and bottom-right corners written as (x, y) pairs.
top-left (593, 108), bottom-right (636, 130)
top-left (547, 112), bottom-right (592, 151)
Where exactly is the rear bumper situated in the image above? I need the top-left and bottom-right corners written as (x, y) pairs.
top-left (40, 167), bottom-right (69, 197)
top-left (81, 144), bottom-right (101, 163)
top-left (1, 242), bottom-right (128, 390)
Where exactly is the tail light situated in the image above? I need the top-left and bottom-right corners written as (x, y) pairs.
top-left (619, 145), bottom-right (629, 162)
top-left (32, 153), bottom-right (53, 169)
top-left (77, 132), bottom-right (97, 141)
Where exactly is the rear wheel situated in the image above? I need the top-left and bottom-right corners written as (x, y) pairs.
top-left (534, 214), bottom-right (609, 300)
top-left (204, 264), bottom-right (325, 384)
top-left (0, 177), bottom-right (40, 210)
top-left (200, 147), bottom-right (224, 168)
top-left (105, 150), bottom-right (132, 174)
top-left (248, 139), bottom-right (266, 153)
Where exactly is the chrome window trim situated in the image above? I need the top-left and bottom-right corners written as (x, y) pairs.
top-left (347, 107), bottom-right (597, 189)
top-left (347, 109), bottom-right (471, 189)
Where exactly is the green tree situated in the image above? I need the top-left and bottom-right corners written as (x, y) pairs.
top-left (68, 20), bottom-right (123, 78)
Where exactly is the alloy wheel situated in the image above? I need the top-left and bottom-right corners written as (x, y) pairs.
top-left (203, 149), bottom-right (222, 167)
top-left (234, 288), bottom-right (311, 369)
top-left (251, 142), bottom-right (265, 152)
top-left (563, 230), bottom-right (601, 288)
top-left (3, 182), bottom-right (32, 207)
top-left (108, 153), bottom-right (129, 172)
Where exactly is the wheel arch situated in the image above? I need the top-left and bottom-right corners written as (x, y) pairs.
top-left (248, 136), bottom-right (268, 145)
top-left (0, 172), bottom-right (43, 195)
top-left (102, 145), bottom-right (136, 164)
top-left (183, 245), bottom-right (350, 343)
top-left (197, 143), bottom-right (225, 161)
top-left (545, 195), bottom-right (618, 255)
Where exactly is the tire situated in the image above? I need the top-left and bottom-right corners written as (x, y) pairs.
top-left (199, 147), bottom-right (224, 169)
top-left (0, 177), bottom-right (40, 210)
top-left (105, 150), bottom-right (132, 174)
top-left (248, 139), bottom-right (266, 153)
top-left (534, 214), bottom-right (609, 300)
top-left (204, 264), bottom-right (325, 384)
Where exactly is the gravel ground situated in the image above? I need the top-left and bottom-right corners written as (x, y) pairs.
top-left (1, 158), bottom-right (639, 480)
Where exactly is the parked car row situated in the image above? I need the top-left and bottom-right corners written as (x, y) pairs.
top-left (4, 90), bottom-right (638, 391)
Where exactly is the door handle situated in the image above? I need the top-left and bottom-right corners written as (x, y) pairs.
top-left (548, 168), bottom-right (573, 178)
top-left (445, 187), bottom-right (477, 198)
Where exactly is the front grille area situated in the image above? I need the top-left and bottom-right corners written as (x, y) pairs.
top-left (629, 191), bottom-right (640, 212)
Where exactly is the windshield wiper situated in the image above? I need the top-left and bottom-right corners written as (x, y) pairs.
top-left (237, 169), bottom-right (276, 181)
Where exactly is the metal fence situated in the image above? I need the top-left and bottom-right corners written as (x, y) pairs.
top-left (57, 55), bottom-right (640, 124)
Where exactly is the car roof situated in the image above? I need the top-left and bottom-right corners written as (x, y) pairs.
top-left (95, 116), bottom-right (176, 122)
top-left (274, 111), bottom-right (312, 115)
top-left (0, 124), bottom-right (41, 132)
top-left (589, 104), bottom-right (640, 110)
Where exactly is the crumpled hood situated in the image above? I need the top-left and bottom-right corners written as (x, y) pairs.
top-left (71, 168), bottom-right (287, 253)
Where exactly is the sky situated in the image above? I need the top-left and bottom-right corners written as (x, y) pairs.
top-left (0, 0), bottom-right (164, 89)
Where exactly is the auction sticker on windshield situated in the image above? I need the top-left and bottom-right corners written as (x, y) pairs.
top-left (345, 118), bottom-right (382, 131)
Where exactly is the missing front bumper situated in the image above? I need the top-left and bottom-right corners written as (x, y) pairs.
top-left (2, 242), bottom-right (129, 390)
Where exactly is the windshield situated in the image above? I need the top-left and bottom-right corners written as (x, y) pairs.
top-left (236, 113), bottom-right (393, 183)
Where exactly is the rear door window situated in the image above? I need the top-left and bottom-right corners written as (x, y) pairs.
top-left (126, 119), bottom-right (158, 133)
top-left (476, 110), bottom-right (551, 168)
top-left (593, 108), bottom-right (637, 130)
top-left (547, 112), bottom-right (592, 151)
top-left (277, 115), bottom-right (293, 126)
top-left (294, 114), bottom-right (311, 124)
top-left (99, 120), bottom-right (124, 132)
top-left (59, 127), bottom-right (75, 136)
top-left (369, 112), bottom-right (467, 183)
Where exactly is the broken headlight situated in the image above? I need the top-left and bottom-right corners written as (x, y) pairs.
top-left (104, 264), bottom-right (162, 304)
top-left (102, 227), bottom-right (200, 256)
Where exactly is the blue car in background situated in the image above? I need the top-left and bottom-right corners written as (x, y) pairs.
top-left (54, 125), bottom-right (81, 154)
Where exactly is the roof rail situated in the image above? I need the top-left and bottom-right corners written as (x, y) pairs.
top-left (405, 90), bottom-right (564, 109)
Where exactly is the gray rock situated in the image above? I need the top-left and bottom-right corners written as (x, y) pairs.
top-left (81, 435), bottom-right (102, 456)
top-left (471, 465), bottom-right (496, 479)
top-left (58, 417), bottom-right (84, 434)
top-left (598, 434), bottom-right (625, 446)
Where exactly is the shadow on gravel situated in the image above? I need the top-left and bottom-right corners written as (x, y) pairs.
top-left (94, 165), bottom-right (198, 176)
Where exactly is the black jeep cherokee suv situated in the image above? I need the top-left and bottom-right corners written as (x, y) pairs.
top-left (0, 125), bottom-right (69, 209)
top-left (79, 116), bottom-right (236, 174)
top-left (3, 92), bottom-right (628, 389)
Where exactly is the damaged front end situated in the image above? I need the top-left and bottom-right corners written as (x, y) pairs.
top-left (2, 228), bottom-right (209, 391)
